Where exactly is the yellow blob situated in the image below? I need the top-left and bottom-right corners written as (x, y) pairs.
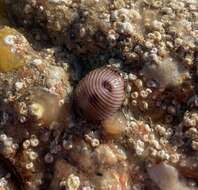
top-left (0, 26), bottom-right (26, 72)
top-left (29, 103), bottom-right (45, 120)
top-left (29, 89), bottom-right (60, 125)
top-left (102, 112), bottom-right (127, 136)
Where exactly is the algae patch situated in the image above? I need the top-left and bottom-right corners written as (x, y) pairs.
top-left (0, 26), bottom-right (26, 72)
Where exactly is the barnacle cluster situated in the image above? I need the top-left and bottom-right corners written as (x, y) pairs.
top-left (0, 0), bottom-right (198, 190)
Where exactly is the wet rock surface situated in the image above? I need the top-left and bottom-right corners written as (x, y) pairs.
top-left (0, 0), bottom-right (198, 190)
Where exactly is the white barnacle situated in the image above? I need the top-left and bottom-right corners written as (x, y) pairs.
top-left (0, 177), bottom-right (8, 187)
top-left (67, 174), bottom-right (80, 190)
top-left (31, 59), bottom-right (43, 66)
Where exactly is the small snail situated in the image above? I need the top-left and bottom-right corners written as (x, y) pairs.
top-left (74, 67), bottom-right (125, 121)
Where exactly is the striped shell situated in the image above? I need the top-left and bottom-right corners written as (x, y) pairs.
top-left (74, 67), bottom-right (125, 121)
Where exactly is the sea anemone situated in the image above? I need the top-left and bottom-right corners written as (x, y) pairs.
top-left (142, 57), bottom-right (189, 89)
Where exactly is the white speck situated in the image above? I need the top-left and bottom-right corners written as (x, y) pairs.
top-left (31, 59), bottom-right (43, 65)
top-left (157, 150), bottom-right (170, 160)
top-left (38, 5), bottom-right (44, 11)
top-left (0, 177), bottom-right (8, 187)
top-left (82, 186), bottom-right (94, 190)
top-left (127, 84), bottom-right (132, 93)
top-left (15, 82), bottom-right (24, 91)
top-left (117, 22), bottom-right (134, 35)
top-left (0, 134), bottom-right (7, 141)
top-left (4, 35), bottom-right (15, 45)
top-left (46, 65), bottom-right (66, 88)
top-left (48, 0), bottom-right (66, 3)
top-left (128, 73), bottom-right (137, 80)
top-left (11, 47), bottom-right (16, 53)
top-left (135, 140), bottom-right (145, 156)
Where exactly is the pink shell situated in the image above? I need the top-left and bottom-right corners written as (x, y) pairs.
top-left (74, 67), bottom-right (125, 121)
